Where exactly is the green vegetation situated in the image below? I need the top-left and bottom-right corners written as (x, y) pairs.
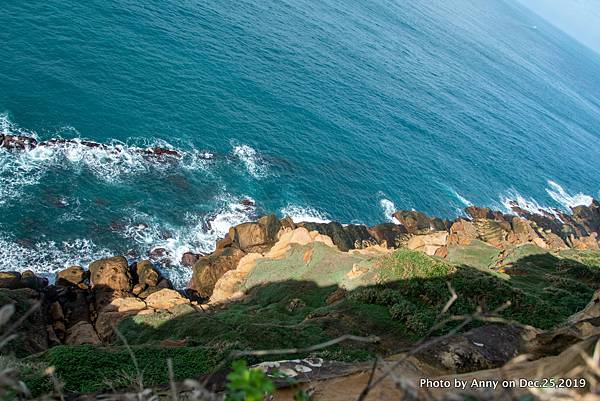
top-left (32, 344), bottom-right (220, 394)
top-left (225, 360), bottom-right (274, 401)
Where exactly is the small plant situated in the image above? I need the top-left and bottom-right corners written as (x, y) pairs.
top-left (225, 360), bottom-right (274, 401)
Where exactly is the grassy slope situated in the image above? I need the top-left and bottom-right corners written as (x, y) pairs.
top-left (20, 244), bottom-right (600, 394)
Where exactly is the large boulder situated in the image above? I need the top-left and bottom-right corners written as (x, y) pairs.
top-left (89, 256), bottom-right (132, 291)
top-left (407, 231), bottom-right (448, 256)
top-left (19, 270), bottom-right (48, 290)
top-left (392, 211), bottom-right (446, 235)
top-left (570, 233), bottom-right (600, 250)
top-left (144, 289), bottom-right (189, 309)
top-left (65, 321), bottom-right (101, 345)
top-left (465, 206), bottom-right (494, 220)
top-left (189, 247), bottom-right (246, 298)
top-left (135, 260), bottom-right (161, 287)
top-left (56, 266), bottom-right (88, 287)
top-left (0, 271), bottom-right (22, 289)
top-left (416, 324), bottom-right (536, 373)
top-left (508, 217), bottom-right (539, 245)
top-left (229, 214), bottom-right (281, 252)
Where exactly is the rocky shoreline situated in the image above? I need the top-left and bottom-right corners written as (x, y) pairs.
top-left (1, 198), bottom-right (599, 354)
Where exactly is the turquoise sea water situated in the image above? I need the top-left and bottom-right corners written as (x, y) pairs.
top-left (1, 0), bottom-right (599, 285)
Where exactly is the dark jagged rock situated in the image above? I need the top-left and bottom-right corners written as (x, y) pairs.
top-left (392, 210), bottom-right (447, 235)
top-left (20, 270), bottom-right (48, 290)
top-left (135, 260), bottom-right (161, 287)
top-left (296, 221), bottom-right (375, 251)
top-left (368, 223), bottom-right (408, 248)
top-left (571, 200), bottom-right (600, 235)
top-left (0, 271), bottom-right (22, 289)
top-left (181, 252), bottom-right (203, 267)
top-left (0, 134), bottom-right (38, 150)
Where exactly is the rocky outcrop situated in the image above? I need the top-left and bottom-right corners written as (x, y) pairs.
top-left (210, 227), bottom-right (336, 303)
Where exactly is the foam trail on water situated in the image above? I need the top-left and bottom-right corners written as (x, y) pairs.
top-left (280, 205), bottom-right (331, 223)
top-left (545, 180), bottom-right (593, 210)
top-left (232, 143), bottom-right (269, 178)
top-left (379, 198), bottom-right (400, 224)
top-left (453, 191), bottom-right (473, 207)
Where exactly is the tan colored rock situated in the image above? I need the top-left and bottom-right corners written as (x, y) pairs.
top-left (539, 231), bottom-right (568, 250)
top-left (102, 296), bottom-right (146, 313)
top-left (407, 231), bottom-right (448, 256)
top-left (230, 214), bottom-right (281, 252)
top-left (474, 219), bottom-right (508, 247)
top-left (570, 233), bottom-right (600, 250)
top-left (346, 263), bottom-right (370, 279)
top-left (65, 321), bottom-right (101, 345)
top-left (56, 266), bottom-right (88, 287)
top-left (89, 256), bottom-right (132, 291)
top-left (144, 289), bottom-right (189, 310)
top-left (448, 219), bottom-right (477, 245)
top-left (510, 217), bottom-right (540, 244)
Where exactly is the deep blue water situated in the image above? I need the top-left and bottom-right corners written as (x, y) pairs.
top-left (1, 0), bottom-right (599, 285)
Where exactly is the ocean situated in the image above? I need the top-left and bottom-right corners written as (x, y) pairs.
top-left (1, 0), bottom-right (599, 286)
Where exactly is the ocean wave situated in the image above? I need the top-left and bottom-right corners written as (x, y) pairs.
top-left (453, 191), bottom-right (473, 207)
top-left (0, 234), bottom-right (112, 281)
top-left (545, 180), bottom-right (593, 210)
top-left (379, 198), bottom-right (401, 224)
top-left (500, 180), bottom-right (594, 219)
top-left (280, 204), bottom-right (331, 223)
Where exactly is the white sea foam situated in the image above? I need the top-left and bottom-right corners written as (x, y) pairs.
top-left (499, 180), bottom-right (594, 219)
top-left (280, 205), bottom-right (331, 223)
top-left (0, 234), bottom-right (112, 281)
top-left (379, 198), bottom-right (400, 224)
top-left (232, 143), bottom-right (268, 178)
top-left (500, 189), bottom-right (560, 218)
top-left (453, 191), bottom-right (473, 207)
top-left (545, 180), bottom-right (593, 210)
